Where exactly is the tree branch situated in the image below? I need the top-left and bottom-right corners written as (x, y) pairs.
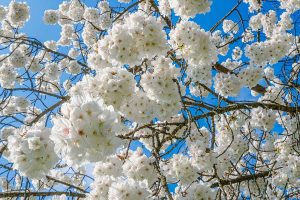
top-left (210, 171), bottom-right (270, 188)
top-left (0, 191), bottom-right (86, 198)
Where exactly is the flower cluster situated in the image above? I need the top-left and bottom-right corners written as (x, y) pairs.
top-left (169, 0), bottom-right (212, 19)
top-left (167, 154), bottom-right (199, 185)
top-left (5, 124), bottom-right (58, 179)
top-left (223, 19), bottom-right (239, 34)
top-left (243, 0), bottom-right (261, 12)
top-left (50, 95), bottom-right (123, 166)
top-left (0, 0), bottom-right (299, 199)
top-left (187, 127), bottom-right (216, 172)
top-left (215, 112), bottom-right (248, 174)
top-left (214, 73), bottom-right (242, 97)
top-left (279, 0), bottom-right (300, 13)
top-left (251, 107), bottom-right (277, 131)
top-left (240, 65), bottom-right (263, 88)
top-left (87, 150), bottom-right (153, 200)
top-left (174, 182), bottom-right (217, 200)
top-left (108, 178), bottom-right (151, 200)
top-left (43, 10), bottom-right (59, 25)
top-left (158, 0), bottom-right (171, 17)
top-left (245, 31), bottom-right (292, 66)
top-left (122, 148), bottom-right (156, 184)
top-left (169, 20), bottom-right (218, 67)
top-left (7, 1), bottom-right (30, 27)
top-left (140, 57), bottom-right (181, 121)
top-left (98, 11), bottom-right (168, 66)
top-left (92, 67), bottom-right (135, 109)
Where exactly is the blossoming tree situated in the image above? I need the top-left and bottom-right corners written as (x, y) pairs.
top-left (0, 0), bottom-right (300, 199)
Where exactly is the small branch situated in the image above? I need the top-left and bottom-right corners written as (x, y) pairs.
top-left (28, 96), bottom-right (70, 126)
top-left (0, 191), bottom-right (86, 198)
top-left (193, 102), bottom-right (300, 121)
top-left (210, 171), bottom-right (270, 188)
top-left (46, 176), bottom-right (87, 193)
top-left (9, 88), bottom-right (64, 99)
top-left (210, 0), bottom-right (243, 32)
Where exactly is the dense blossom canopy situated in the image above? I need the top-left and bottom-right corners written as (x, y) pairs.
top-left (0, 0), bottom-right (300, 199)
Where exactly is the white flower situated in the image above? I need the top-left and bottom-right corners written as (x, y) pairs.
top-left (7, 1), bottom-right (30, 27)
top-left (169, 20), bottom-right (218, 67)
top-left (50, 95), bottom-right (124, 166)
top-left (44, 10), bottom-right (59, 25)
top-left (169, 0), bottom-right (212, 19)
top-left (108, 178), bottom-right (151, 200)
top-left (98, 11), bottom-right (168, 66)
top-left (6, 124), bottom-right (58, 179)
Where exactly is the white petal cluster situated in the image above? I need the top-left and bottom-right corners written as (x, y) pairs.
top-left (93, 155), bottom-right (123, 177)
top-left (66, 60), bottom-right (81, 74)
top-left (6, 124), bottom-right (58, 179)
top-left (251, 107), bottom-right (276, 131)
top-left (98, 11), bottom-right (168, 66)
top-left (95, 67), bottom-right (135, 109)
top-left (175, 182), bottom-right (217, 200)
top-left (87, 175), bottom-right (115, 200)
top-left (83, 7), bottom-right (99, 23)
top-left (277, 114), bottom-right (299, 134)
top-left (221, 58), bottom-right (242, 71)
top-left (232, 47), bottom-right (243, 60)
top-left (0, 6), bottom-right (6, 22)
top-left (188, 127), bottom-right (215, 172)
top-left (273, 137), bottom-right (300, 186)
top-left (169, 21), bottom-right (218, 67)
top-left (0, 96), bottom-right (29, 116)
top-left (279, 0), bottom-right (300, 13)
top-left (223, 19), bottom-right (239, 34)
top-left (245, 31), bottom-right (292, 66)
top-left (43, 10), bottom-right (59, 25)
top-left (121, 57), bottom-right (181, 122)
top-left (186, 64), bottom-right (212, 97)
top-left (168, 154), bottom-right (199, 185)
top-left (214, 73), bottom-right (242, 97)
top-left (46, 0), bottom-right (115, 48)
top-left (264, 10), bottom-right (278, 33)
top-left (0, 127), bottom-right (15, 141)
top-left (158, 0), bottom-right (171, 17)
top-left (108, 178), bottom-right (151, 200)
top-left (240, 65), bottom-right (263, 88)
top-left (88, 149), bottom-right (153, 200)
top-left (122, 148), bottom-right (156, 184)
top-left (169, 0), bottom-right (212, 19)
top-left (87, 52), bottom-right (114, 71)
top-left (249, 10), bottom-right (277, 37)
top-left (0, 64), bottom-right (17, 89)
top-left (243, 0), bottom-right (261, 12)
top-left (241, 29), bottom-right (255, 43)
top-left (120, 91), bottom-right (158, 123)
top-left (97, 1), bottom-right (112, 30)
top-left (118, 0), bottom-right (131, 3)
top-left (8, 48), bottom-right (28, 68)
top-left (67, 0), bottom-right (84, 21)
top-left (249, 13), bottom-right (263, 31)
top-left (215, 112), bottom-right (248, 174)
top-left (50, 95), bottom-right (123, 166)
top-left (279, 12), bottom-right (293, 31)
top-left (141, 57), bottom-right (180, 104)
top-left (7, 1), bottom-right (30, 27)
